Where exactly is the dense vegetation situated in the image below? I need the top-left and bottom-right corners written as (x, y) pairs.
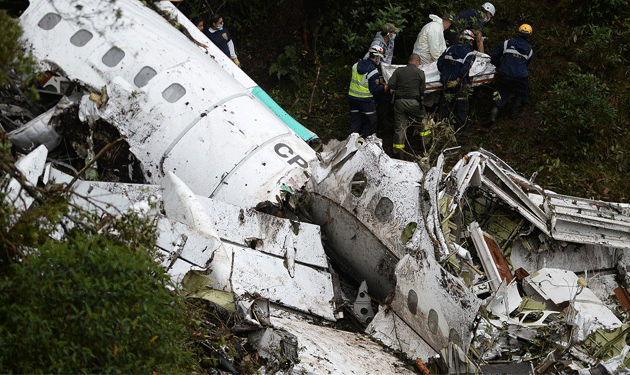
top-left (0, 134), bottom-right (198, 372)
top-left (0, 0), bottom-right (629, 372)
top-left (182, 0), bottom-right (630, 202)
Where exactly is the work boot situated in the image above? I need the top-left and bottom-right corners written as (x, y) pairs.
top-left (490, 107), bottom-right (499, 123)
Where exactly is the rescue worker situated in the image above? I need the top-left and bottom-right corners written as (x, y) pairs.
top-left (445, 2), bottom-right (495, 53)
top-left (348, 45), bottom-right (386, 139)
top-left (387, 53), bottom-right (426, 159)
top-left (412, 13), bottom-right (452, 107)
top-left (191, 16), bottom-right (204, 31)
top-left (490, 24), bottom-right (534, 122)
top-left (437, 30), bottom-right (476, 130)
top-left (205, 14), bottom-right (241, 67)
top-left (364, 23), bottom-right (399, 65)
top-left (412, 14), bottom-right (452, 65)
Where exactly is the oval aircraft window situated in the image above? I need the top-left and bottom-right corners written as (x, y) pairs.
top-left (38, 13), bottom-right (61, 30)
top-left (70, 29), bottom-right (93, 47)
top-left (134, 66), bottom-right (157, 88)
top-left (102, 47), bottom-right (125, 67)
top-left (162, 83), bottom-right (186, 103)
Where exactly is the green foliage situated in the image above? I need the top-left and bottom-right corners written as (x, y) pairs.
top-left (570, 24), bottom-right (629, 71)
top-left (269, 45), bottom-right (304, 86)
top-left (538, 64), bottom-right (617, 156)
top-left (0, 231), bottom-right (195, 374)
top-left (0, 137), bottom-right (196, 373)
top-left (567, 0), bottom-right (627, 25)
top-left (0, 10), bottom-right (39, 99)
top-left (364, 3), bottom-right (409, 36)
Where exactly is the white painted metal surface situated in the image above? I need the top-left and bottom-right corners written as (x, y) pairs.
top-left (367, 308), bottom-right (439, 362)
top-left (229, 244), bottom-right (335, 320)
top-left (4, 145), bottom-right (48, 217)
top-left (272, 310), bottom-right (417, 374)
top-left (308, 138), bottom-right (482, 358)
top-left (485, 280), bottom-right (523, 319)
top-left (8, 101), bottom-right (63, 152)
top-left (194, 196), bottom-right (329, 269)
top-left (19, 0), bottom-right (317, 208)
top-left (523, 268), bottom-right (622, 340)
top-left (529, 193), bottom-right (630, 249)
top-left (382, 254), bottom-right (481, 356)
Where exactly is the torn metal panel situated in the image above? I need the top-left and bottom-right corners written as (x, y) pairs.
top-left (509, 240), bottom-right (620, 275)
top-left (529, 193), bottom-right (630, 250)
top-left (7, 94), bottom-right (71, 152)
top-left (306, 138), bottom-right (424, 299)
top-left (523, 268), bottom-right (622, 341)
top-left (486, 280), bottom-right (523, 319)
top-left (594, 345), bottom-right (630, 374)
top-left (470, 222), bottom-right (503, 291)
top-left (438, 342), bottom-right (482, 374)
top-left (381, 255), bottom-right (482, 355)
top-left (49, 168), bottom-right (336, 320)
top-left (160, 173), bottom-right (335, 320)
top-left (353, 280), bottom-right (376, 323)
top-left (227, 244), bottom-right (335, 320)
top-left (445, 151), bottom-right (550, 236)
top-left (19, 0), bottom-right (317, 208)
top-left (160, 171), bottom-right (232, 291)
top-left (366, 308), bottom-right (439, 361)
top-left (482, 158), bottom-right (549, 222)
top-left (15, 144), bottom-right (48, 186)
top-left (582, 324), bottom-right (630, 362)
top-left (180, 270), bottom-right (235, 312)
top-left (308, 139), bottom-right (481, 358)
top-left (310, 133), bottom-right (364, 184)
top-left (155, 218), bottom-right (221, 275)
top-left (479, 175), bottom-right (548, 235)
top-left (4, 145), bottom-right (48, 218)
top-left (194, 195), bottom-right (329, 269)
top-left (49, 168), bottom-right (160, 217)
top-left (483, 230), bottom-right (514, 285)
top-left (425, 152), bottom-right (450, 260)
top-left (615, 287), bottom-right (630, 319)
top-left (272, 310), bottom-right (418, 374)
top-left (449, 152), bottom-right (482, 204)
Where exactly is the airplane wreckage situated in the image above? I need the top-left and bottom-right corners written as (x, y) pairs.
top-left (3, 0), bottom-right (630, 373)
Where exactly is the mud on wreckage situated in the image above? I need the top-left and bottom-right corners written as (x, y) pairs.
top-left (3, 0), bottom-right (630, 373)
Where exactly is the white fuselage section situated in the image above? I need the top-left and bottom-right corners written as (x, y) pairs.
top-left (19, 0), bottom-right (316, 208)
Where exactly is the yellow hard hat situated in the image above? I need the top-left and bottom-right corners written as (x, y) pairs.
top-left (519, 24), bottom-right (532, 35)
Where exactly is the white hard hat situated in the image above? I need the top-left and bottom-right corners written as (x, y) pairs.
top-left (368, 44), bottom-right (384, 58)
top-left (482, 2), bottom-right (495, 16)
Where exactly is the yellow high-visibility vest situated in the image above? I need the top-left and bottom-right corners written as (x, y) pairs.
top-left (348, 63), bottom-right (377, 99)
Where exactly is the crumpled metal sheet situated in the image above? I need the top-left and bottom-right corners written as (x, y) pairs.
top-left (379, 255), bottom-right (481, 354)
top-left (272, 310), bottom-right (417, 374)
top-left (524, 268), bottom-right (622, 341)
top-left (7, 94), bottom-right (77, 152)
top-left (19, 0), bottom-right (317, 209)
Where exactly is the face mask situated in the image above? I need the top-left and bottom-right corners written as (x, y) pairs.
top-left (390, 33), bottom-right (396, 40)
top-left (217, 25), bottom-right (224, 30)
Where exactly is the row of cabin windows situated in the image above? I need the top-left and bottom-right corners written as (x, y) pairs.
top-left (37, 12), bottom-right (186, 103)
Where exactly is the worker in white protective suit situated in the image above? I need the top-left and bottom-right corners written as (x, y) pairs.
top-left (412, 14), bottom-right (452, 66)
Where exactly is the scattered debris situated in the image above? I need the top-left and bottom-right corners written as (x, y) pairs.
top-left (5, 0), bottom-right (630, 373)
